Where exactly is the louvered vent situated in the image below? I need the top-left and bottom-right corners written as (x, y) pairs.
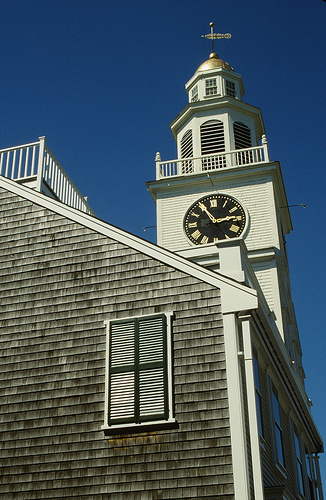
top-left (180, 129), bottom-right (193, 173)
top-left (200, 120), bottom-right (226, 170)
top-left (234, 122), bottom-right (251, 149)
top-left (233, 121), bottom-right (252, 165)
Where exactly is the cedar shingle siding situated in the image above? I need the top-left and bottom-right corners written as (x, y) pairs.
top-left (0, 188), bottom-right (234, 499)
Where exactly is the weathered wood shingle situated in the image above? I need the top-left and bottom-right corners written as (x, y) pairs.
top-left (0, 187), bottom-right (233, 499)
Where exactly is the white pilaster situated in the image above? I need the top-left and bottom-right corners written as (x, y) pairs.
top-left (241, 314), bottom-right (265, 499)
top-left (223, 312), bottom-right (250, 500)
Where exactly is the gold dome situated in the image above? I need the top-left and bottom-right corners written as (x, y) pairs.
top-left (196, 52), bottom-right (233, 72)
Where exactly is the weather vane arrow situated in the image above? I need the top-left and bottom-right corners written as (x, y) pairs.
top-left (202, 22), bottom-right (231, 53)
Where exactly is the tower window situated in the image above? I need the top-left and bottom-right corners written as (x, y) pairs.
top-left (226, 80), bottom-right (236, 98)
top-left (180, 129), bottom-right (193, 173)
top-left (200, 120), bottom-right (225, 170)
top-left (191, 85), bottom-right (198, 102)
top-left (205, 78), bottom-right (217, 96)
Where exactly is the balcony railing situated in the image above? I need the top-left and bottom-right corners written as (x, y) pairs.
top-left (156, 137), bottom-right (270, 179)
top-left (0, 136), bottom-right (95, 216)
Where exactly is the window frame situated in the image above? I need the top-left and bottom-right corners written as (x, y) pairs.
top-left (191, 85), bottom-right (198, 102)
top-left (102, 312), bottom-right (176, 434)
top-left (270, 384), bottom-right (286, 470)
top-left (252, 348), bottom-right (264, 438)
top-left (226, 79), bottom-right (236, 98)
top-left (205, 78), bottom-right (218, 96)
top-left (294, 430), bottom-right (305, 497)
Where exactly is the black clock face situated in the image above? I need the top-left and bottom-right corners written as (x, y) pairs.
top-left (184, 194), bottom-right (246, 245)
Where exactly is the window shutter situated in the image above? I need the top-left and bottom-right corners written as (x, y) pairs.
top-left (109, 321), bottom-right (135, 422)
top-left (138, 316), bottom-right (166, 419)
top-left (108, 315), bottom-right (167, 425)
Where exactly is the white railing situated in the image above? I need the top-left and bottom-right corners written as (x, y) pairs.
top-left (156, 138), bottom-right (270, 179)
top-left (0, 136), bottom-right (95, 216)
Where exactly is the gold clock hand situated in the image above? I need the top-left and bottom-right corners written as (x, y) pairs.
top-left (215, 215), bottom-right (238, 223)
top-left (198, 202), bottom-right (217, 223)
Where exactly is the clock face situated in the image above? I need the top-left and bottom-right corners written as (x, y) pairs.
top-left (184, 194), bottom-right (246, 245)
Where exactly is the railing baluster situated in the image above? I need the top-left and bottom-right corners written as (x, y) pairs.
top-left (12, 150), bottom-right (17, 178)
top-left (31, 146), bottom-right (36, 176)
top-left (24, 148), bottom-right (29, 178)
top-left (5, 151), bottom-right (11, 178)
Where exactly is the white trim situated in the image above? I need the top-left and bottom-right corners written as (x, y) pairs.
top-left (101, 418), bottom-right (177, 434)
top-left (223, 312), bottom-right (250, 500)
top-left (0, 175), bottom-right (257, 315)
top-left (241, 315), bottom-right (265, 499)
top-left (102, 311), bottom-right (174, 432)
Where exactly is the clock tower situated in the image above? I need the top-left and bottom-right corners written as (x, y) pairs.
top-left (146, 25), bottom-right (302, 379)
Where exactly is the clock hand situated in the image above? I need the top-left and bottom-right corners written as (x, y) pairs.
top-left (214, 215), bottom-right (238, 224)
top-left (198, 202), bottom-right (217, 223)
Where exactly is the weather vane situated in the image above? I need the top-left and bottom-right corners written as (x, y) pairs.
top-left (201, 22), bottom-right (231, 53)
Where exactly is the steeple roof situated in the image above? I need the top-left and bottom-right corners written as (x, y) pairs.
top-left (196, 52), bottom-right (233, 72)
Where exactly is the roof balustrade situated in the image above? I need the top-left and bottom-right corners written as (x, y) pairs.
top-left (0, 136), bottom-right (95, 216)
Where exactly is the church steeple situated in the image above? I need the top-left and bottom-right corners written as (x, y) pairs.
top-left (147, 27), bottom-right (297, 353)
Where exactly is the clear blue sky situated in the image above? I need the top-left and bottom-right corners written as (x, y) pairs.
top-left (1, 0), bottom-right (325, 485)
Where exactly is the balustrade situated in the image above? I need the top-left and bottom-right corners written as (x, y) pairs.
top-left (0, 137), bottom-right (95, 215)
top-left (156, 142), bottom-right (270, 179)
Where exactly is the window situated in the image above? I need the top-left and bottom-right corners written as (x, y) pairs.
top-left (180, 129), bottom-right (193, 174)
top-left (103, 313), bottom-right (174, 432)
top-left (294, 431), bottom-right (305, 496)
top-left (272, 387), bottom-right (285, 468)
top-left (205, 78), bottom-right (217, 96)
top-left (306, 449), bottom-right (317, 500)
top-left (253, 349), bottom-right (264, 437)
top-left (191, 85), bottom-right (198, 102)
top-left (200, 120), bottom-right (226, 170)
top-left (226, 80), bottom-right (236, 98)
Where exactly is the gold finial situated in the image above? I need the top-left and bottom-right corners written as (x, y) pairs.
top-left (201, 22), bottom-right (231, 54)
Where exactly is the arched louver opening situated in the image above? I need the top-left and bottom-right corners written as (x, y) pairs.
top-left (200, 120), bottom-right (226, 170)
top-left (233, 121), bottom-right (252, 165)
top-left (180, 129), bottom-right (193, 173)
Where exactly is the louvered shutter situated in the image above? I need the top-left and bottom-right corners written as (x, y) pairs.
top-left (233, 121), bottom-right (252, 165)
top-left (109, 321), bottom-right (135, 422)
top-left (109, 315), bottom-right (167, 424)
top-left (200, 120), bottom-right (226, 170)
top-left (180, 129), bottom-right (193, 173)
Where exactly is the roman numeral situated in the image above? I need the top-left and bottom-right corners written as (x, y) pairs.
top-left (201, 235), bottom-right (209, 244)
top-left (210, 199), bottom-right (217, 207)
top-left (229, 206), bottom-right (238, 213)
top-left (188, 222), bottom-right (197, 228)
top-left (191, 212), bottom-right (200, 218)
top-left (229, 224), bottom-right (240, 233)
top-left (191, 230), bottom-right (201, 240)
